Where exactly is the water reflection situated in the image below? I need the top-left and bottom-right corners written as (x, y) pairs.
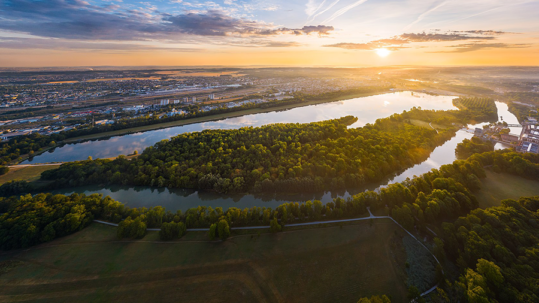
top-left (52, 96), bottom-right (521, 212)
top-left (26, 91), bottom-right (457, 163)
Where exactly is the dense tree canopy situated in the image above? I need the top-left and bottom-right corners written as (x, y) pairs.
top-left (41, 113), bottom-right (455, 194)
top-left (456, 137), bottom-right (494, 159)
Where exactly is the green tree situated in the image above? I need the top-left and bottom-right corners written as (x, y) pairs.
top-left (270, 217), bottom-right (281, 233)
top-left (217, 219), bottom-right (230, 240)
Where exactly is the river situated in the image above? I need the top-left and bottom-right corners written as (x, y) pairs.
top-left (50, 93), bottom-right (520, 211)
top-left (26, 91), bottom-right (457, 163)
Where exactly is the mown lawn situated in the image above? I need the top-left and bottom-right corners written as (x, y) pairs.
top-left (0, 220), bottom-right (432, 303)
top-left (0, 165), bottom-right (61, 185)
top-left (475, 170), bottom-right (539, 208)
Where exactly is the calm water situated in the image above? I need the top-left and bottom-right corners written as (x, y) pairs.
top-left (54, 130), bottom-right (474, 211)
top-left (26, 91), bottom-right (457, 163)
top-left (53, 95), bottom-right (521, 212)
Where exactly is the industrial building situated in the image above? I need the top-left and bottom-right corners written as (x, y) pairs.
top-left (518, 123), bottom-right (539, 153)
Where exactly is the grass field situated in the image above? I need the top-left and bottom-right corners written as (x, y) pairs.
top-left (408, 119), bottom-right (447, 130)
top-left (0, 220), bottom-right (432, 303)
top-left (0, 165), bottom-right (61, 185)
top-left (475, 170), bottom-right (539, 208)
top-left (64, 91), bottom-right (386, 143)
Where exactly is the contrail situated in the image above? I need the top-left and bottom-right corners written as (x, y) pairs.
top-left (306, 0), bottom-right (327, 16)
top-left (322, 0), bottom-right (369, 24)
top-left (403, 1), bottom-right (449, 31)
top-left (423, 0), bottom-right (537, 28)
top-left (310, 0), bottom-right (340, 21)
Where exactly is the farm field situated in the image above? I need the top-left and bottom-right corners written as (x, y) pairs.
top-left (475, 170), bottom-right (539, 208)
top-left (0, 220), bottom-right (430, 303)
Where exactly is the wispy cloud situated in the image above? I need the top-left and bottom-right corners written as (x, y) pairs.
top-left (404, 1), bottom-right (449, 31)
top-left (322, 0), bottom-right (368, 23)
top-left (324, 30), bottom-right (513, 51)
top-left (432, 42), bottom-right (531, 53)
top-left (306, 0), bottom-right (341, 24)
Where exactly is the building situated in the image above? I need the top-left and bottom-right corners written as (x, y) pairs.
top-left (474, 128), bottom-right (483, 137)
top-left (208, 94), bottom-right (215, 100)
top-left (191, 96), bottom-right (196, 102)
top-left (521, 141), bottom-right (539, 153)
top-left (501, 133), bottom-right (519, 143)
top-left (173, 99), bottom-right (180, 104)
top-left (518, 123), bottom-right (539, 153)
top-left (520, 124), bottom-right (539, 144)
top-left (160, 99), bottom-right (170, 106)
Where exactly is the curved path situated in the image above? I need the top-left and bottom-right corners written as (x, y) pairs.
top-left (94, 206), bottom-right (442, 299)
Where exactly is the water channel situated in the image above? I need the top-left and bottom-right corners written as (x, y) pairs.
top-left (49, 92), bottom-right (520, 211)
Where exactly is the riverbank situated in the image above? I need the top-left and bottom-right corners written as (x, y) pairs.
top-left (63, 90), bottom-right (390, 143)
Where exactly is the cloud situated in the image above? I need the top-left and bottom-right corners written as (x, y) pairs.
top-left (167, 12), bottom-right (334, 36)
top-left (324, 30), bottom-right (510, 51)
top-left (0, 37), bottom-right (202, 52)
top-left (324, 40), bottom-right (408, 51)
top-left (306, 0), bottom-right (327, 16)
top-left (0, 2), bottom-right (333, 41)
top-left (264, 41), bottom-right (303, 47)
top-left (460, 30), bottom-right (506, 35)
top-left (322, 0), bottom-right (368, 23)
top-left (432, 42), bottom-right (531, 53)
top-left (398, 32), bottom-right (497, 42)
top-left (404, 1), bottom-right (448, 31)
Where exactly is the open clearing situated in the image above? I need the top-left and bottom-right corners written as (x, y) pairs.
top-left (408, 119), bottom-right (446, 130)
top-left (475, 170), bottom-right (539, 208)
top-left (0, 165), bottom-right (61, 185)
top-left (0, 220), bottom-right (427, 303)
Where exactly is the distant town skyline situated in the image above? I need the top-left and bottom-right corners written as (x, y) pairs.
top-left (1, 0), bottom-right (538, 67)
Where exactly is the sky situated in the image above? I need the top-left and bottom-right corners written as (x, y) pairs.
top-left (0, 0), bottom-right (538, 67)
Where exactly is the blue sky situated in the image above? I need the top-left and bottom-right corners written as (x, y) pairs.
top-left (0, 0), bottom-right (538, 66)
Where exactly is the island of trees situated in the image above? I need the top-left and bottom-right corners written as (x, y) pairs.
top-left (40, 113), bottom-right (456, 194)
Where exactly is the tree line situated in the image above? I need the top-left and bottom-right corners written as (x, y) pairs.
top-left (3, 149), bottom-right (537, 246)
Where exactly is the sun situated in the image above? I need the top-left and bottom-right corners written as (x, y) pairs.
top-left (375, 48), bottom-right (391, 58)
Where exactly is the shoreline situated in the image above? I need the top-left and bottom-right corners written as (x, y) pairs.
top-left (62, 90), bottom-right (391, 143)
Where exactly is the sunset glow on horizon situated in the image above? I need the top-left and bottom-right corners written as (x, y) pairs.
top-left (0, 0), bottom-right (538, 67)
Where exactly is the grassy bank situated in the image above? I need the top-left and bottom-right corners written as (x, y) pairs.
top-left (0, 165), bottom-right (61, 185)
top-left (475, 170), bottom-right (539, 208)
top-left (0, 220), bottom-right (425, 303)
top-left (64, 90), bottom-right (389, 143)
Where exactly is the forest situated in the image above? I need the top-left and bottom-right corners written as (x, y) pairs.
top-left (455, 137), bottom-right (494, 159)
top-left (452, 97), bottom-right (498, 122)
top-left (507, 102), bottom-right (538, 123)
top-left (2, 149), bottom-right (539, 302)
top-left (40, 113), bottom-right (456, 194)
